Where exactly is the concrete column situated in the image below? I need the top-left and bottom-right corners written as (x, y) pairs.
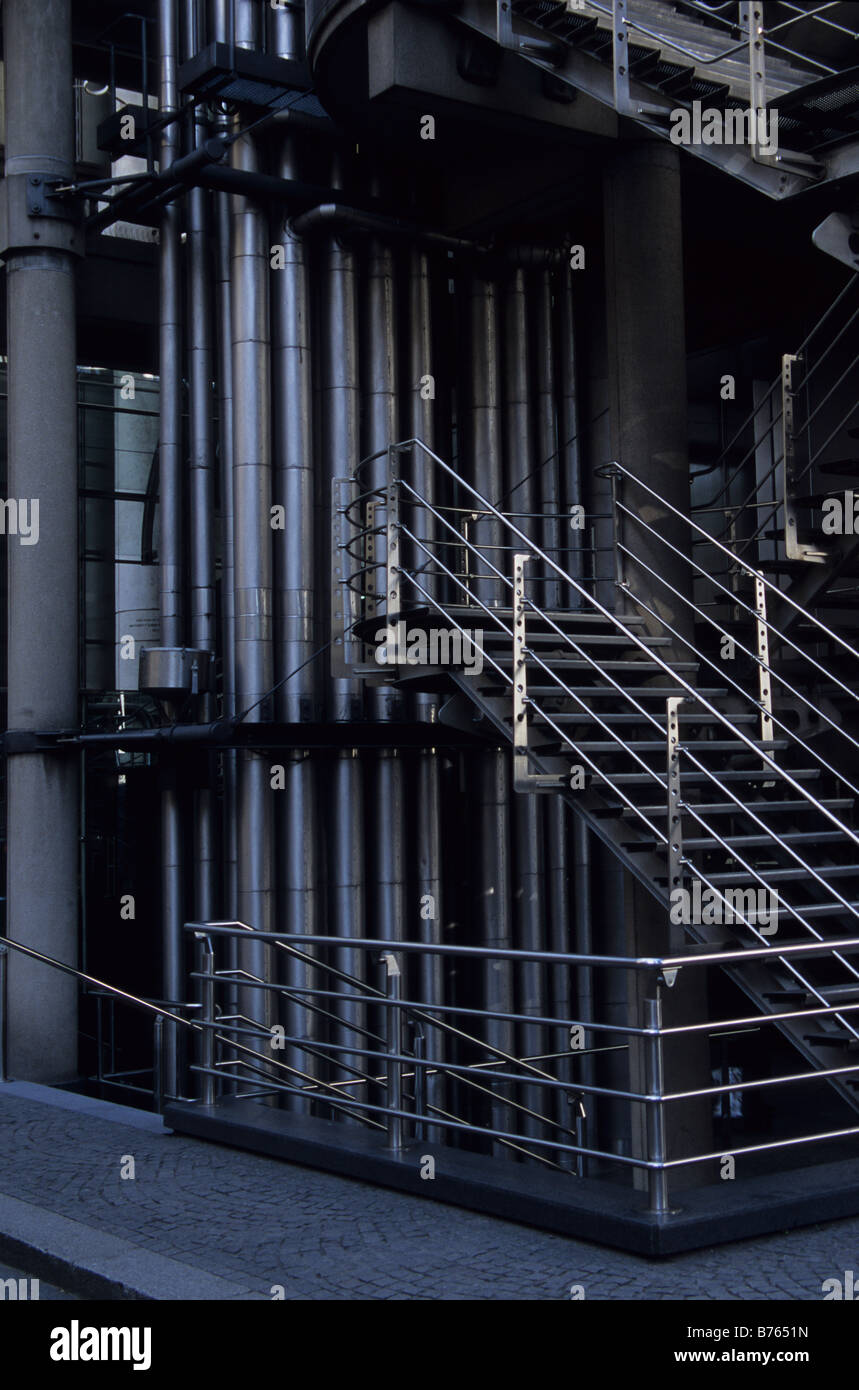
top-left (3, 0), bottom-right (80, 1081)
top-left (603, 141), bottom-right (712, 1182)
top-left (603, 142), bottom-right (693, 652)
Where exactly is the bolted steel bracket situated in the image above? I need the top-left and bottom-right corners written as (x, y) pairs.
top-left (0, 168), bottom-right (85, 258)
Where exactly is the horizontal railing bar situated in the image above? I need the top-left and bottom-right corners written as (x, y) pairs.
top-left (663, 1124), bottom-right (859, 1170)
top-left (184, 922), bottom-right (859, 972)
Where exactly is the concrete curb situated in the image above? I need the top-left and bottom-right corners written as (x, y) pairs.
top-left (0, 1191), bottom-right (259, 1300)
top-left (0, 1084), bottom-right (257, 1300)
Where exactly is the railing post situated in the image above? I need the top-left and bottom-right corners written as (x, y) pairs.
top-left (412, 1022), bottom-right (426, 1143)
top-left (741, 1), bottom-right (773, 166)
top-left (753, 572), bottom-right (774, 752)
top-left (496, 0), bottom-right (513, 48)
top-left (513, 553), bottom-right (566, 792)
top-left (666, 697), bottom-right (685, 953)
top-left (513, 551), bottom-right (530, 790)
top-left (382, 952), bottom-right (404, 1152)
top-left (612, 0), bottom-right (632, 116)
top-left (386, 445), bottom-right (403, 624)
top-left (153, 1014), bottom-right (165, 1115)
top-left (196, 932), bottom-right (216, 1107)
top-left (644, 990), bottom-right (669, 1217)
top-left (0, 943), bottom-right (7, 1083)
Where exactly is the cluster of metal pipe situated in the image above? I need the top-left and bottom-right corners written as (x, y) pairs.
top-left (145, 0), bottom-right (608, 1141)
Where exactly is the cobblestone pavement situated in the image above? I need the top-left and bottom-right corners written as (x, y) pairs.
top-left (0, 1087), bottom-right (856, 1300)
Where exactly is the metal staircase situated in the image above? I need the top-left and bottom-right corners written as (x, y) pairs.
top-left (336, 436), bottom-right (859, 1115)
top-left (454, 0), bottom-right (859, 198)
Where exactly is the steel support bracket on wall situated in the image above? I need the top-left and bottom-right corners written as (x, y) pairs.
top-left (0, 170), bottom-right (85, 258)
top-left (2, 729), bottom-right (75, 754)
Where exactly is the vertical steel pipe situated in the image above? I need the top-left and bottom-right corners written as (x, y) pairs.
top-left (469, 276), bottom-right (503, 606)
top-left (364, 227), bottom-right (405, 951)
top-left (408, 252), bottom-right (444, 1066)
top-left (534, 269), bottom-right (562, 609)
top-left (270, 14), bottom-right (320, 1103)
top-left (212, 0), bottom-right (238, 935)
top-left (470, 275), bottom-right (511, 1145)
top-left (571, 815), bottom-right (595, 1168)
top-left (557, 262), bottom-right (582, 596)
top-left (477, 750), bottom-right (514, 1153)
top-left (184, 0), bottom-right (217, 925)
top-left (231, 0), bottom-right (273, 1033)
top-left (330, 750), bottom-right (366, 1091)
top-left (158, 0), bottom-right (185, 1091)
top-left (514, 795), bottom-right (546, 1143)
top-left (504, 267), bottom-right (532, 538)
top-left (320, 156), bottom-right (366, 1091)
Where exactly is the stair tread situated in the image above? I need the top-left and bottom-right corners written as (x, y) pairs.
top-left (622, 798), bottom-right (853, 816)
top-left (522, 707), bottom-right (759, 725)
top-left (682, 830), bottom-right (847, 850)
top-left (603, 768), bottom-right (820, 786)
top-left (703, 864), bottom-right (859, 885)
top-left (518, 659), bottom-right (700, 671)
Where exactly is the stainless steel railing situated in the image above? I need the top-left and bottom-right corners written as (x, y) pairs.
top-left (184, 920), bottom-right (859, 1216)
top-left (0, 934), bottom-right (199, 1111)
top-left (697, 273), bottom-right (859, 564)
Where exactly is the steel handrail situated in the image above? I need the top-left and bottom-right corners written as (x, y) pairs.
top-left (617, 502), bottom-right (859, 745)
top-left (399, 480), bottom-right (859, 1022)
top-left (612, 458), bottom-right (859, 671)
top-left (383, 447), bottom-right (859, 1019)
top-left (395, 443), bottom-right (856, 832)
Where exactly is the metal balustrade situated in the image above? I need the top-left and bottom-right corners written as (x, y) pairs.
top-left (175, 921), bottom-right (859, 1217)
top-left (459, 0), bottom-right (859, 196)
top-left (334, 436), bottom-right (859, 1119)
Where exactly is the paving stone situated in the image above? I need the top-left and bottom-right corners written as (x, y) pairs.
top-left (0, 1085), bottom-right (856, 1299)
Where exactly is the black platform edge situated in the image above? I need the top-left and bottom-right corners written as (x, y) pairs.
top-left (164, 1099), bottom-right (859, 1256)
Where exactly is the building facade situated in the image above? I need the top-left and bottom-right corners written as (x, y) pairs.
top-left (3, 0), bottom-right (859, 1251)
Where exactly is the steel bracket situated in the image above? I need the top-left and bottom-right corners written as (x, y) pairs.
top-left (512, 553), bottom-right (565, 793)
